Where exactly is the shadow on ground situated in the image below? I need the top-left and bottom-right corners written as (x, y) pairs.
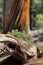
top-left (0, 56), bottom-right (22, 65)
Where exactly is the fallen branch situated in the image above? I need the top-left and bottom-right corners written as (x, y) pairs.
top-left (0, 34), bottom-right (43, 64)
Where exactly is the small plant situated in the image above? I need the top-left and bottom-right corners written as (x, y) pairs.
top-left (8, 29), bottom-right (34, 44)
top-left (35, 14), bottom-right (43, 25)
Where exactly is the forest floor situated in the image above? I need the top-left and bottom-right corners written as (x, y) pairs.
top-left (24, 57), bottom-right (43, 65)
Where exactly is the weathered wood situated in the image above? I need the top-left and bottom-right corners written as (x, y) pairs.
top-left (0, 55), bottom-right (11, 62)
top-left (0, 34), bottom-right (43, 64)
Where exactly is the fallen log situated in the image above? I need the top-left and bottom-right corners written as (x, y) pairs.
top-left (0, 34), bottom-right (43, 64)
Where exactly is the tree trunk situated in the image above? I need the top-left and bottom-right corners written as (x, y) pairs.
top-left (15, 0), bottom-right (30, 34)
top-left (3, 0), bottom-right (30, 34)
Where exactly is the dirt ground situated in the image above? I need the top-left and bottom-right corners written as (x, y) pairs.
top-left (24, 57), bottom-right (43, 65)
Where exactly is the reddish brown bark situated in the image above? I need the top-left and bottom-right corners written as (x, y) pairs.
top-left (3, 0), bottom-right (30, 34)
top-left (15, 0), bottom-right (30, 34)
